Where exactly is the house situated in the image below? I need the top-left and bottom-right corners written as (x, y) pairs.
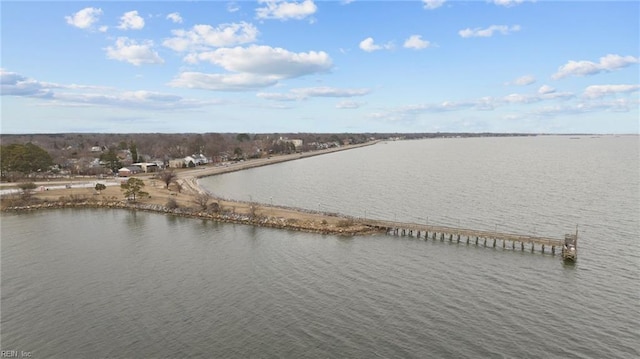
top-left (192, 154), bottom-right (209, 165)
top-left (183, 156), bottom-right (197, 167)
top-left (118, 166), bottom-right (141, 177)
top-left (168, 159), bottom-right (184, 169)
top-left (168, 154), bottom-right (209, 168)
top-left (132, 162), bottom-right (160, 173)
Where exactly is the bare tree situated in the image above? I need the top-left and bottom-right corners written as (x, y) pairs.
top-left (158, 169), bottom-right (177, 189)
top-left (194, 192), bottom-right (210, 210)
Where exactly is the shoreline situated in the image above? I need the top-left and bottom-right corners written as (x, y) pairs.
top-left (1, 142), bottom-right (385, 236)
top-left (1, 201), bottom-right (385, 236)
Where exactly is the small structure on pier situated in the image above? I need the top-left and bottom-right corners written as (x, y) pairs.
top-left (562, 229), bottom-right (578, 262)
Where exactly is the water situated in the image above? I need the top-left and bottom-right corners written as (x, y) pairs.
top-left (2, 136), bottom-right (639, 358)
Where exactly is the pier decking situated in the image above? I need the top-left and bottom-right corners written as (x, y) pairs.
top-left (363, 219), bottom-right (570, 256)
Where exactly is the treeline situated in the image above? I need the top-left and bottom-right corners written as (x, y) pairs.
top-left (0, 132), bottom-right (537, 181)
top-left (0, 132), bottom-right (378, 165)
top-left (0, 133), bottom-right (381, 180)
top-left (0, 131), bottom-right (535, 158)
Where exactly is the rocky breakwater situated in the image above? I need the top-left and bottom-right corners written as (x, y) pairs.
top-left (2, 200), bottom-right (384, 236)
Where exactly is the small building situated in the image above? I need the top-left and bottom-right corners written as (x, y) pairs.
top-left (118, 166), bottom-right (141, 177)
top-left (168, 159), bottom-right (185, 169)
top-left (132, 162), bottom-right (160, 173)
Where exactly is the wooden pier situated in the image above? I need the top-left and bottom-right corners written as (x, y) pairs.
top-left (363, 219), bottom-right (571, 256)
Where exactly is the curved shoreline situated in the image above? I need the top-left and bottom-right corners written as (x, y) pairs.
top-left (1, 142), bottom-right (385, 236)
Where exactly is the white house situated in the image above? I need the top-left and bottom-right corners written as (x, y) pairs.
top-left (118, 166), bottom-right (141, 177)
top-left (132, 162), bottom-right (160, 173)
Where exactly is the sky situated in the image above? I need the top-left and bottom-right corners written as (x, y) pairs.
top-left (1, 0), bottom-right (638, 134)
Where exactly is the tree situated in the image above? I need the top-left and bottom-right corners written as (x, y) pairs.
top-left (188, 134), bottom-right (205, 155)
top-left (194, 192), bottom-right (210, 210)
top-left (100, 147), bottom-right (122, 173)
top-left (130, 142), bottom-right (138, 163)
top-left (1, 143), bottom-right (54, 180)
top-left (236, 133), bottom-right (250, 142)
top-left (233, 147), bottom-right (243, 159)
top-left (95, 183), bottom-right (106, 194)
top-left (120, 178), bottom-right (148, 201)
top-left (158, 169), bottom-right (177, 189)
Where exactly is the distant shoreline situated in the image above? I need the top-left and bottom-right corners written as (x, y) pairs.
top-left (187, 140), bottom-right (378, 180)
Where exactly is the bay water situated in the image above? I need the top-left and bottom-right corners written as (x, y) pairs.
top-left (2, 136), bottom-right (638, 358)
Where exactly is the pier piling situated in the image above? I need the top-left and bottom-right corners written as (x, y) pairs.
top-left (377, 220), bottom-right (570, 258)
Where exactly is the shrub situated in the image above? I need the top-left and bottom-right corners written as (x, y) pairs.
top-left (166, 197), bottom-right (179, 209)
top-left (208, 201), bottom-right (220, 213)
top-left (94, 183), bottom-right (107, 193)
top-left (336, 219), bottom-right (354, 228)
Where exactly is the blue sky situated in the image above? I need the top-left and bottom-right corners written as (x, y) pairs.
top-left (1, 0), bottom-right (638, 134)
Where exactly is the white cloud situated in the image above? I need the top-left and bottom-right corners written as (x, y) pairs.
top-left (538, 85), bottom-right (556, 94)
top-left (359, 37), bottom-right (393, 52)
top-left (403, 35), bottom-right (431, 50)
top-left (259, 86), bottom-right (370, 101)
top-left (365, 87), bottom-right (580, 123)
top-left (53, 90), bottom-right (221, 110)
top-left (118, 10), bottom-right (145, 30)
top-left (65, 7), bottom-right (102, 29)
top-left (184, 45), bottom-right (332, 78)
top-left (166, 12), bottom-right (183, 24)
top-left (504, 93), bottom-right (541, 104)
top-left (105, 37), bottom-right (164, 66)
top-left (532, 98), bottom-right (637, 117)
top-left (256, 0), bottom-right (317, 21)
top-left (257, 92), bottom-right (300, 101)
top-left (168, 72), bottom-right (280, 91)
top-left (336, 100), bottom-right (365, 109)
top-left (583, 84), bottom-right (640, 98)
top-left (359, 38), bottom-right (380, 52)
top-left (491, 0), bottom-right (527, 7)
top-left (1, 69), bottom-right (50, 97)
top-left (552, 54), bottom-right (639, 79)
top-left (511, 75), bottom-right (536, 86)
top-left (98, 25), bottom-right (108, 33)
top-left (423, 0), bottom-right (445, 10)
top-left (228, 2), bottom-right (241, 12)
top-left (459, 25), bottom-right (521, 38)
top-left (163, 22), bottom-right (259, 52)
top-left (1, 69), bottom-right (219, 110)
top-left (170, 46), bottom-right (332, 91)
top-left (292, 87), bottom-right (370, 97)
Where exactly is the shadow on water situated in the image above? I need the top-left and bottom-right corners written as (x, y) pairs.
top-left (562, 259), bottom-right (577, 269)
top-left (125, 210), bottom-right (146, 228)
